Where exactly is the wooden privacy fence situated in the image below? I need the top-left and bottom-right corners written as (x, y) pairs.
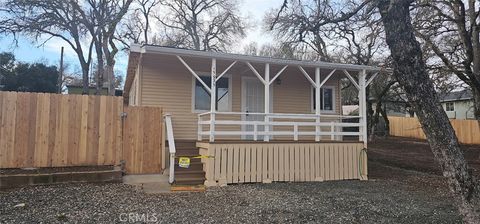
top-left (0, 91), bottom-right (163, 174)
top-left (198, 142), bottom-right (366, 186)
top-left (123, 106), bottom-right (163, 174)
top-left (389, 116), bottom-right (480, 144)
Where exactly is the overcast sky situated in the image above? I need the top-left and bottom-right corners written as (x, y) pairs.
top-left (0, 0), bottom-right (279, 80)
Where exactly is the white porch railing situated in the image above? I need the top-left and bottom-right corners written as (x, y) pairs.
top-left (198, 112), bottom-right (363, 142)
top-left (164, 114), bottom-right (176, 184)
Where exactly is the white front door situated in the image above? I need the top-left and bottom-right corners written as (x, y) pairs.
top-left (242, 77), bottom-right (267, 139)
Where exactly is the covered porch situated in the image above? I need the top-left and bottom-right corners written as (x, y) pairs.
top-left (162, 47), bottom-right (384, 146)
top-left (129, 45), bottom-right (387, 186)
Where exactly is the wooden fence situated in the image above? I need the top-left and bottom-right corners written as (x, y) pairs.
top-left (0, 91), bottom-right (163, 174)
top-left (123, 106), bottom-right (163, 174)
top-left (198, 142), bottom-right (366, 186)
top-left (389, 116), bottom-right (480, 144)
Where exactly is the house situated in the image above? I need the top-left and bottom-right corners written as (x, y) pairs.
top-left (66, 84), bottom-right (123, 96)
top-left (124, 44), bottom-right (387, 186)
top-left (66, 85), bottom-right (109, 95)
top-left (439, 90), bottom-right (475, 120)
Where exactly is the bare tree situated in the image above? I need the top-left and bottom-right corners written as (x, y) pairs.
top-left (156, 0), bottom-right (246, 51)
top-left (266, 0), bottom-right (372, 61)
top-left (243, 42), bottom-right (316, 60)
top-left (72, 0), bottom-right (133, 95)
top-left (120, 0), bottom-right (162, 45)
top-left (0, 0), bottom-right (95, 94)
top-left (270, 0), bottom-right (480, 222)
top-left (413, 0), bottom-right (480, 120)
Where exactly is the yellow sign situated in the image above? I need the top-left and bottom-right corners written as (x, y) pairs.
top-left (178, 157), bottom-right (190, 168)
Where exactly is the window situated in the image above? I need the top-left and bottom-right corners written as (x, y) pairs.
top-left (312, 86), bottom-right (335, 112)
top-left (193, 75), bottom-right (230, 111)
top-left (445, 102), bottom-right (455, 111)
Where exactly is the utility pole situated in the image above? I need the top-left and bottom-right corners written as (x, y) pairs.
top-left (57, 47), bottom-right (64, 94)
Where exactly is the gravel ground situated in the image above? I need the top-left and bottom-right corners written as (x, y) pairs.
top-left (1, 162), bottom-right (461, 224)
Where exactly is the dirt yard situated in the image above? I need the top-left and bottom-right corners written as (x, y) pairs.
top-left (1, 137), bottom-right (477, 223)
top-left (369, 136), bottom-right (480, 176)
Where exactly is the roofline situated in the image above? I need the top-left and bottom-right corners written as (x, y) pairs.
top-left (131, 44), bottom-right (391, 73)
top-left (440, 98), bottom-right (473, 102)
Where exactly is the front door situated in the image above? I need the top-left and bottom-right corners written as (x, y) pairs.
top-left (242, 77), bottom-right (266, 139)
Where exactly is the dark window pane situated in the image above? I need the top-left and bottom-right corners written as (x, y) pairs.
top-left (195, 76), bottom-right (229, 111)
top-left (323, 88), bottom-right (332, 110)
top-left (195, 77), bottom-right (211, 110)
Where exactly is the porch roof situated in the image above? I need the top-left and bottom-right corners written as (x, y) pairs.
top-left (133, 44), bottom-right (385, 71)
top-left (124, 44), bottom-right (390, 99)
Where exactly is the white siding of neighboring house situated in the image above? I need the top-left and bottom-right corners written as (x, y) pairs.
top-left (442, 100), bottom-right (475, 120)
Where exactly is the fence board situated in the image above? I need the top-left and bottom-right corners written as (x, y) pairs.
top-left (199, 142), bottom-right (365, 185)
top-left (0, 91), bottom-right (163, 174)
top-left (389, 116), bottom-right (480, 144)
top-left (122, 106), bottom-right (163, 174)
top-left (0, 92), bottom-right (124, 168)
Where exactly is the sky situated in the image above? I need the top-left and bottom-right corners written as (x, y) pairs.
top-left (0, 0), bottom-right (279, 82)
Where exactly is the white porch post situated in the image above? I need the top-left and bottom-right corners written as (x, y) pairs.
top-left (315, 67), bottom-right (321, 142)
top-left (264, 63), bottom-right (270, 142)
top-left (210, 58), bottom-right (217, 142)
top-left (358, 69), bottom-right (367, 147)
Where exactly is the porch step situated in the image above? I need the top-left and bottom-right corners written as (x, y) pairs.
top-left (171, 185), bottom-right (206, 192)
top-left (174, 175), bottom-right (206, 185)
top-left (175, 149), bottom-right (199, 157)
top-left (169, 140), bottom-right (205, 186)
top-left (175, 161), bottom-right (203, 170)
top-left (170, 140), bottom-right (197, 150)
top-left (175, 169), bottom-right (204, 175)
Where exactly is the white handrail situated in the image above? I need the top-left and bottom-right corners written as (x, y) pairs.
top-left (164, 114), bottom-right (176, 184)
top-left (198, 111), bottom-right (360, 119)
top-left (197, 111), bottom-right (364, 142)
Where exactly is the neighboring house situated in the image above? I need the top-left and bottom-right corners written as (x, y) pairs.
top-left (342, 105), bottom-right (358, 115)
top-left (124, 44), bottom-right (385, 186)
top-left (66, 85), bottom-right (123, 96)
top-left (439, 90), bottom-right (475, 120)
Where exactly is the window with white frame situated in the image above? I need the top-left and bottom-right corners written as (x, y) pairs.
top-left (193, 75), bottom-right (230, 112)
top-left (312, 86), bottom-right (335, 112)
top-left (445, 102), bottom-right (455, 111)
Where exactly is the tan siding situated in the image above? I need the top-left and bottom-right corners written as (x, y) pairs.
top-left (139, 55), bottom-right (343, 140)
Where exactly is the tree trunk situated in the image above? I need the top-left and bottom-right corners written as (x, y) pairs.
top-left (106, 64), bottom-right (115, 95)
top-left (472, 87), bottom-right (480, 120)
top-left (377, 0), bottom-right (480, 223)
top-left (95, 41), bottom-right (104, 96)
top-left (81, 63), bottom-right (89, 95)
top-left (379, 105), bottom-right (390, 137)
top-left (369, 101), bottom-right (382, 141)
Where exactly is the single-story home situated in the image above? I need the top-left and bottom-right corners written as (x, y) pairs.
top-left (66, 85), bottom-right (123, 96)
top-left (124, 44), bottom-right (387, 186)
top-left (440, 90), bottom-right (475, 120)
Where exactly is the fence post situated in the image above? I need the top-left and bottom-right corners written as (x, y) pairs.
top-left (197, 115), bottom-right (202, 141)
top-left (330, 121), bottom-right (335, 140)
top-left (294, 124), bottom-right (298, 141)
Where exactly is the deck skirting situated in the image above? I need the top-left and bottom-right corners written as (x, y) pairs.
top-left (197, 142), bottom-right (367, 186)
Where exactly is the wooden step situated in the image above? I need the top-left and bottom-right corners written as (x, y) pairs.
top-left (174, 162), bottom-right (203, 170)
top-left (171, 185), bottom-right (205, 192)
top-left (174, 157), bottom-right (201, 163)
top-left (175, 176), bottom-right (205, 185)
top-left (175, 169), bottom-right (204, 175)
top-left (175, 149), bottom-right (199, 157)
top-left (170, 140), bottom-right (197, 150)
